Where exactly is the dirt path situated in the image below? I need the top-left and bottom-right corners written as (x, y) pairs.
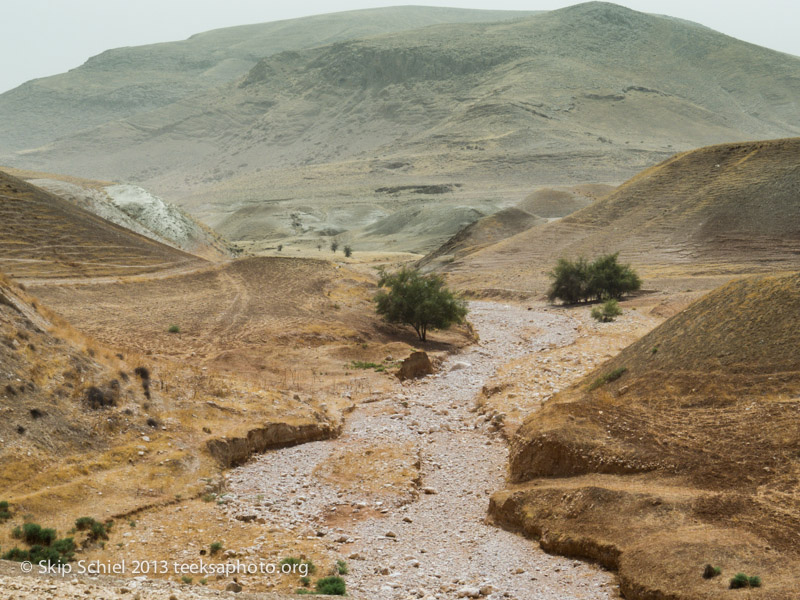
top-left (224, 302), bottom-right (617, 599)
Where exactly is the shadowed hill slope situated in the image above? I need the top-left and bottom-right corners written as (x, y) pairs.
top-left (0, 6), bottom-right (536, 152)
top-left (6, 2), bottom-right (800, 256)
top-left (492, 271), bottom-right (800, 599)
top-left (0, 170), bottom-right (204, 280)
top-left (447, 137), bottom-right (800, 294)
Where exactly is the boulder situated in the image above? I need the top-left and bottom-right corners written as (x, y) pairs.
top-left (396, 351), bottom-right (434, 381)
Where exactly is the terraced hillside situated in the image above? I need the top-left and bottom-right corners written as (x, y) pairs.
top-left (491, 271), bottom-right (800, 599)
top-left (0, 171), bottom-right (204, 280)
top-left (447, 138), bottom-right (800, 294)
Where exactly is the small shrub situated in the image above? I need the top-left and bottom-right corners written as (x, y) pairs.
top-left (0, 500), bottom-right (11, 522)
top-left (181, 575), bottom-right (192, 584)
top-left (75, 517), bottom-right (95, 531)
top-left (730, 573), bottom-right (749, 589)
top-left (300, 576), bottom-right (311, 587)
top-left (133, 366), bottom-right (150, 380)
top-left (702, 564), bottom-right (721, 579)
top-left (343, 245), bottom-right (352, 258)
top-left (199, 578), bottom-right (207, 585)
top-left (749, 575), bottom-right (761, 588)
top-left (588, 367), bottom-right (628, 391)
top-left (168, 324), bottom-right (180, 334)
top-left (209, 541), bottom-right (223, 555)
top-left (330, 240), bottom-right (339, 253)
top-left (590, 299), bottom-right (622, 322)
top-left (336, 559), bottom-right (348, 575)
top-left (316, 575), bottom-right (346, 595)
top-left (277, 244), bottom-right (283, 252)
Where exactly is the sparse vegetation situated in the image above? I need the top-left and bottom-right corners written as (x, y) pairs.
top-left (374, 267), bottom-right (468, 341)
top-left (181, 575), bottom-right (193, 584)
top-left (548, 253), bottom-right (641, 304)
top-left (330, 240), bottom-right (339, 253)
top-left (349, 360), bottom-right (386, 372)
top-left (209, 541), bottom-right (223, 555)
top-left (336, 559), bottom-right (348, 575)
top-left (591, 299), bottom-right (622, 322)
top-left (344, 245), bottom-right (352, 258)
top-left (167, 324), bottom-right (180, 334)
top-left (588, 366), bottom-right (627, 391)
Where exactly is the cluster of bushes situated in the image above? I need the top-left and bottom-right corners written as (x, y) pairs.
top-left (548, 253), bottom-right (641, 304)
top-left (2, 523), bottom-right (76, 565)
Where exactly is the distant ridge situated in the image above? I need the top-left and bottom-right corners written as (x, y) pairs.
top-left (0, 6), bottom-right (537, 152)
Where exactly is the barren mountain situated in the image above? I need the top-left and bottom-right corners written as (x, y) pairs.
top-left (3, 2), bottom-right (800, 254)
top-left (0, 6), bottom-right (535, 152)
top-left (492, 270), bottom-right (800, 599)
top-left (445, 137), bottom-right (800, 294)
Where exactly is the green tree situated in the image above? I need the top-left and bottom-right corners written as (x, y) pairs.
top-left (548, 253), bottom-right (641, 304)
top-left (330, 240), bottom-right (339, 253)
top-left (587, 253), bottom-right (641, 300)
top-left (547, 257), bottom-right (591, 304)
top-left (343, 245), bottom-right (352, 258)
top-left (374, 268), bottom-right (468, 341)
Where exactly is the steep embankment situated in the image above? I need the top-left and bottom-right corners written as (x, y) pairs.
top-left (491, 272), bottom-right (800, 599)
top-left (0, 170), bottom-right (204, 279)
top-left (448, 137), bottom-right (800, 294)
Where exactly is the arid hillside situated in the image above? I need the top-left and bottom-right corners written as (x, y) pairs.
top-left (3, 166), bottom-right (236, 260)
top-left (5, 3), bottom-right (800, 254)
top-left (447, 137), bottom-right (800, 294)
top-left (491, 271), bottom-right (800, 599)
top-left (0, 170), bottom-right (204, 280)
top-left (0, 6), bottom-right (535, 152)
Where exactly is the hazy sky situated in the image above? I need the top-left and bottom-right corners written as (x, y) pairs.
top-left (2, 0), bottom-right (798, 93)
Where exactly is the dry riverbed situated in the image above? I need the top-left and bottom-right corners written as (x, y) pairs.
top-left (224, 302), bottom-right (618, 599)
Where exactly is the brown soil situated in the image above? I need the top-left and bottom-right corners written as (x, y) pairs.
top-left (491, 272), bottom-right (800, 599)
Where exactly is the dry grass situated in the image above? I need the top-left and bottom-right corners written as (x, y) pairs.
top-left (492, 272), bottom-right (800, 599)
